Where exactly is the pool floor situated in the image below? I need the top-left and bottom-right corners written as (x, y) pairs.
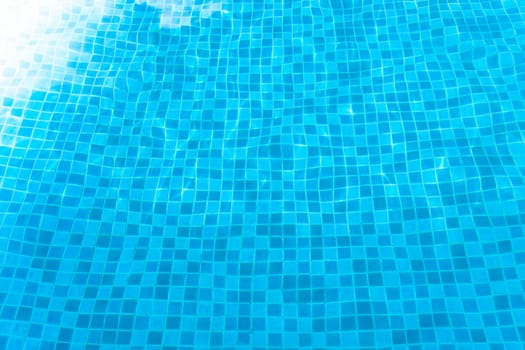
top-left (0, 0), bottom-right (525, 349)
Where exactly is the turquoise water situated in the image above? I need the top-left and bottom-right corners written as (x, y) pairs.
top-left (0, 0), bottom-right (525, 348)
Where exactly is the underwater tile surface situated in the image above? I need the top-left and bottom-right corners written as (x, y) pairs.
top-left (0, 0), bottom-right (525, 348)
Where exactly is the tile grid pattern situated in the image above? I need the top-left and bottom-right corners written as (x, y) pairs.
top-left (0, 0), bottom-right (525, 348)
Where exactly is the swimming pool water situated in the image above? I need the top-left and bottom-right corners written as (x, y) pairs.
top-left (1, 0), bottom-right (525, 348)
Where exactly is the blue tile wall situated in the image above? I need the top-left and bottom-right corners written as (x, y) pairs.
top-left (0, 0), bottom-right (524, 349)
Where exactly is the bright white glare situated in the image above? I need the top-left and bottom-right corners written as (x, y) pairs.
top-left (0, 0), bottom-right (107, 98)
top-left (135, 0), bottom-right (226, 29)
top-left (0, 0), bottom-right (107, 147)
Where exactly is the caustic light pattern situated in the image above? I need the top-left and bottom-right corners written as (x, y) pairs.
top-left (0, 0), bottom-right (525, 349)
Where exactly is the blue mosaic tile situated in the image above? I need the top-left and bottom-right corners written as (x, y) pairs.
top-left (0, 0), bottom-right (525, 349)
